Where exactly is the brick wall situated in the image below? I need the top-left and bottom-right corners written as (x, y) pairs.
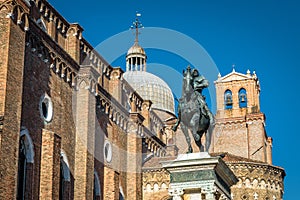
top-left (0, 14), bottom-right (26, 199)
top-left (39, 129), bottom-right (61, 199)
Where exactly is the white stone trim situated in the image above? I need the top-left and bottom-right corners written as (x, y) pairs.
top-left (94, 170), bottom-right (101, 196)
top-left (103, 140), bottom-right (112, 163)
top-left (60, 150), bottom-right (71, 182)
top-left (20, 127), bottom-right (34, 163)
top-left (39, 93), bottom-right (53, 123)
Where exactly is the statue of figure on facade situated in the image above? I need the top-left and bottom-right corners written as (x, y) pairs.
top-left (172, 66), bottom-right (214, 153)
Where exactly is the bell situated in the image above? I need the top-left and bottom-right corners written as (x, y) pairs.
top-left (225, 97), bottom-right (232, 105)
top-left (240, 95), bottom-right (246, 102)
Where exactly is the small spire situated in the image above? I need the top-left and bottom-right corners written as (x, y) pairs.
top-left (232, 64), bottom-right (235, 72)
top-left (130, 12), bottom-right (143, 44)
top-left (218, 72), bottom-right (221, 78)
top-left (252, 70), bottom-right (257, 78)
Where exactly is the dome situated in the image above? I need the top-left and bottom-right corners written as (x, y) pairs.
top-left (127, 42), bottom-right (145, 56)
top-left (123, 71), bottom-right (175, 114)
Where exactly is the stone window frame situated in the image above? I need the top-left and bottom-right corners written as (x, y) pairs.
top-left (224, 89), bottom-right (233, 109)
top-left (17, 128), bottom-right (34, 199)
top-left (39, 93), bottom-right (53, 124)
top-left (238, 88), bottom-right (248, 108)
top-left (103, 140), bottom-right (112, 163)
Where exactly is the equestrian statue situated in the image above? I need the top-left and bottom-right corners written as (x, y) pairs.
top-left (172, 66), bottom-right (215, 153)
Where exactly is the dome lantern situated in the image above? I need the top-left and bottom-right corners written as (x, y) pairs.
top-left (123, 14), bottom-right (175, 114)
top-left (126, 13), bottom-right (147, 72)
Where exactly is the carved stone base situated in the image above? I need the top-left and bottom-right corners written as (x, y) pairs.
top-left (161, 153), bottom-right (238, 200)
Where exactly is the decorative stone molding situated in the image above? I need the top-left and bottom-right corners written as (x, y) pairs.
top-left (66, 23), bottom-right (83, 39)
top-left (149, 110), bottom-right (164, 136)
top-left (25, 31), bottom-right (79, 87)
top-left (143, 169), bottom-right (170, 192)
top-left (168, 188), bottom-right (184, 200)
top-left (228, 162), bottom-right (285, 200)
top-left (143, 130), bottom-right (167, 157)
top-left (1, 0), bottom-right (30, 31)
top-left (110, 67), bottom-right (123, 81)
top-left (80, 39), bottom-right (111, 76)
top-left (33, 0), bottom-right (69, 35)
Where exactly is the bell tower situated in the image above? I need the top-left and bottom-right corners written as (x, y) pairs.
top-left (211, 69), bottom-right (273, 164)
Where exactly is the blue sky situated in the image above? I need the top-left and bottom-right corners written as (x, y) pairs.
top-left (49, 0), bottom-right (300, 198)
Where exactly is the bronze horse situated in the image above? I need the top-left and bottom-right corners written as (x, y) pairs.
top-left (172, 66), bottom-right (214, 153)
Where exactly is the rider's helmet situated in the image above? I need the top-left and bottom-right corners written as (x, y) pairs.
top-left (191, 69), bottom-right (199, 77)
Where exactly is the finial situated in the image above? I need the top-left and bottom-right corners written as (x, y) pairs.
top-left (218, 72), bottom-right (221, 78)
top-left (247, 69), bottom-right (250, 75)
top-left (232, 64), bottom-right (235, 72)
top-left (130, 12), bottom-right (143, 44)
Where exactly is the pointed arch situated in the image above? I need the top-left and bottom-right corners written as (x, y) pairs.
top-left (59, 150), bottom-right (71, 200)
top-left (119, 186), bottom-right (125, 200)
top-left (17, 127), bottom-right (35, 199)
top-left (60, 150), bottom-right (70, 181)
top-left (20, 128), bottom-right (34, 163)
top-left (93, 170), bottom-right (101, 200)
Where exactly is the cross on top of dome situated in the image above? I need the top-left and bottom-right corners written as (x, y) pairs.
top-left (126, 13), bottom-right (147, 72)
top-left (130, 12), bottom-right (143, 44)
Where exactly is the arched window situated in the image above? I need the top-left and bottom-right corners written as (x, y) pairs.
top-left (119, 186), bottom-right (125, 200)
top-left (224, 90), bottom-right (233, 109)
top-left (59, 157), bottom-right (64, 200)
top-left (17, 128), bottom-right (34, 200)
top-left (59, 151), bottom-right (71, 200)
top-left (93, 170), bottom-right (101, 200)
top-left (17, 135), bottom-right (27, 200)
top-left (119, 193), bottom-right (124, 200)
top-left (238, 88), bottom-right (247, 108)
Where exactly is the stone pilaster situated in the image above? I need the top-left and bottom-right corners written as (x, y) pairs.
top-left (66, 23), bottom-right (83, 63)
top-left (0, 7), bottom-right (26, 199)
top-left (126, 112), bottom-right (144, 200)
top-left (39, 129), bottom-right (61, 200)
top-left (141, 100), bottom-right (152, 128)
top-left (73, 65), bottom-right (99, 200)
top-left (103, 166), bottom-right (119, 199)
top-left (109, 67), bottom-right (123, 101)
top-left (266, 137), bottom-right (273, 165)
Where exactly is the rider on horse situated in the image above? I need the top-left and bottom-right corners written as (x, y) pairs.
top-left (190, 69), bottom-right (214, 125)
top-left (172, 66), bottom-right (214, 153)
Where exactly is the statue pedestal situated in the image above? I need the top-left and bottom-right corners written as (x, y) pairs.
top-left (161, 152), bottom-right (238, 200)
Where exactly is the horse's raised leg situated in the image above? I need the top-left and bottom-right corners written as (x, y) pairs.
top-left (181, 124), bottom-right (193, 153)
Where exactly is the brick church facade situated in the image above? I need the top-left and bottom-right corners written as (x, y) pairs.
top-left (0, 0), bottom-right (285, 199)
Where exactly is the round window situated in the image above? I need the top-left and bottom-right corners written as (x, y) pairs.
top-left (103, 140), bottom-right (112, 163)
top-left (39, 93), bottom-right (53, 123)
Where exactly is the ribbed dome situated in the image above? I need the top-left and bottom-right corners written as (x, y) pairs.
top-left (127, 42), bottom-right (145, 55)
top-left (123, 71), bottom-right (175, 114)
